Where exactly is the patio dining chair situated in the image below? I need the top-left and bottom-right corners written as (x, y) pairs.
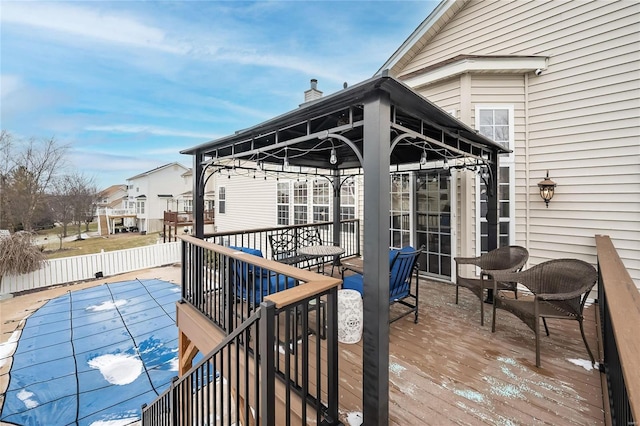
top-left (341, 245), bottom-right (423, 324)
top-left (268, 227), bottom-right (323, 269)
top-left (454, 245), bottom-right (529, 326)
top-left (489, 258), bottom-right (598, 368)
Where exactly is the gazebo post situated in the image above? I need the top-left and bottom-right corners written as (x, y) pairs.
top-left (331, 169), bottom-right (341, 247)
top-left (193, 150), bottom-right (205, 239)
top-left (362, 91), bottom-right (392, 424)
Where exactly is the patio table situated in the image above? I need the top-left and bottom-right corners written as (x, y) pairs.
top-left (298, 245), bottom-right (345, 275)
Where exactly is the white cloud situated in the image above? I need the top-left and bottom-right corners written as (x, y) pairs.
top-left (1, 2), bottom-right (186, 54)
top-left (85, 124), bottom-right (216, 140)
top-left (0, 74), bottom-right (22, 99)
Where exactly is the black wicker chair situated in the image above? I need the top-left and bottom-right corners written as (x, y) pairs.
top-left (489, 258), bottom-right (598, 368)
top-left (454, 246), bottom-right (529, 325)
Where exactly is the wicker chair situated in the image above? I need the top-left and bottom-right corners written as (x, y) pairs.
top-left (454, 246), bottom-right (529, 325)
top-left (489, 259), bottom-right (598, 368)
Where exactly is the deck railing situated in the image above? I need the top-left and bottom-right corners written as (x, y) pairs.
top-left (204, 219), bottom-right (360, 271)
top-left (141, 236), bottom-right (342, 425)
top-left (596, 235), bottom-right (639, 425)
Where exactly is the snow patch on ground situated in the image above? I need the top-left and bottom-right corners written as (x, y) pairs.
top-left (454, 389), bottom-right (485, 403)
top-left (86, 300), bottom-right (128, 311)
top-left (17, 389), bottom-right (39, 408)
top-left (345, 411), bottom-right (363, 426)
top-left (389, 362), bottom-right (406, 376)
top-left (169, 357), bottom-right (179, 371)
top-left (88, 354), bottom-right (143, 385)
top-left (567, 358), bottom-right (595, 370)
top-left (0, 329), bottom-right (21, 367)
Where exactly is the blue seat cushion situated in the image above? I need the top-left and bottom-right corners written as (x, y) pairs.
top-left (342, 273), bottom-right (363, 295)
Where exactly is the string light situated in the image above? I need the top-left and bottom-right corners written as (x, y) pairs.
top-left (420, 148), bottom-right (427, 166)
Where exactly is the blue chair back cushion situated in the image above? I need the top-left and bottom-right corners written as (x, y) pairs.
top-left (343, 246), bottom-right (418, 303)
top-left (229, 246), bottom-right (295, 304)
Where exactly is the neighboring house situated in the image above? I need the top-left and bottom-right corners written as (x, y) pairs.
top-left (95, 184), bottom-right (128, 210)
top-left (377, 0), bottom-right (640, 285)
top-left (213, 169), bottom-right (359, 235)
top-left (125, 163), bottom-right (191, 233)
top-left (212, 82), bottom-right (360, 235)
top-left (95, 184), bottom-right (130, 235)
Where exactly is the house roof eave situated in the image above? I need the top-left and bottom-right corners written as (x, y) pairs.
top-left (376, 0), bottom-right (467, 77)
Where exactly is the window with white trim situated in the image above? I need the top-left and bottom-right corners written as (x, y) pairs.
top-left (340, 177), bottom-right (356, 233)
top-left (293, 181), bottom-right (308, 224)
top-left (475, 105), bottom-right (515, 253)
top-left (277, 182), bottom-right (290, 225)
top-left (312, 180), bottom-right (330, 223)
top-left (218, 186), bottom-right (226, 214)
top-left (390, 173), bottom-right (411, 248)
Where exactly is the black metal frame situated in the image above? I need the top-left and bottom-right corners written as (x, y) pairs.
top-left (185, 74), bottom-right (506, 423)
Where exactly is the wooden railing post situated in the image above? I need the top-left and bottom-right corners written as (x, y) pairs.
top-left (260, 300), bottom-right (276, 425)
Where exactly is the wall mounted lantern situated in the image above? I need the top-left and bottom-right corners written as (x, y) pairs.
top-left (538, 170), bottom-right (556, 207)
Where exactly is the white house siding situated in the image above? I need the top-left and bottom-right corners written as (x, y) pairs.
top-left (215, 175), bottom-right (277, 233)
top-left (127, 163), bottom-right (191, 233)
top-left (392, 0), bottom-right (640, 285)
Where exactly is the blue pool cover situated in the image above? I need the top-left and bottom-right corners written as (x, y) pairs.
top-left (0, 278), bottom-right (182, 425)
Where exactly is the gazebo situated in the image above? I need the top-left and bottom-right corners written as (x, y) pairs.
top-left (182, 72), bottom-right (508, 423)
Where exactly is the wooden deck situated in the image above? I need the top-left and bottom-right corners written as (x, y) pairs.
top-left (334, 277), bottom-right (605, 425)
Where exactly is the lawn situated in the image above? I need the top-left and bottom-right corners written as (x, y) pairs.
top-left (39, 227), bottom-right (161, 259)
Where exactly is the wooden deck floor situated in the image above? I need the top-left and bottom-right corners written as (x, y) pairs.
top-left (334, 277), bottom-right (605, 425)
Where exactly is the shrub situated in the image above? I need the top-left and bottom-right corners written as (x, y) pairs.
top-left (0, 231), bottom-right (47, 289)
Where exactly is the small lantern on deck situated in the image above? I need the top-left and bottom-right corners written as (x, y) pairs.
top-left (538, 170), bottom-right (556, 208)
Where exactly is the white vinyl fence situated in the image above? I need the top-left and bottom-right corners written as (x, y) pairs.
top-left (1, 242), bottom-right (181, 295)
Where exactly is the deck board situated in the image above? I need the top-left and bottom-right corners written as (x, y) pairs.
top-left (332, 277), bottom-right (604, 424)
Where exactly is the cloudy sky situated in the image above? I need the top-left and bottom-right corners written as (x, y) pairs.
top-left (1, 1), bottom-right (435, 189)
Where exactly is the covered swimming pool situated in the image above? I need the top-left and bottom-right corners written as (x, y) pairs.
top-left (0, 278), bottom-right (182, 425)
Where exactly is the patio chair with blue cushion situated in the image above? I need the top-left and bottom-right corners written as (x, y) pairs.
top-left (229, 246), bottom-right (296, 306)
top-left (341, 245), bottom-right (423, 324)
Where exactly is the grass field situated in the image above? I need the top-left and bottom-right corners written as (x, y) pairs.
top-left (37, 224), bottom-right (162, 259)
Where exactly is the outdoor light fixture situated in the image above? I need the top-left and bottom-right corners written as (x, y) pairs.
top-left (283, 147), bottom-right (290, 168)
top-left (329, 147), bottom-right (338, 165)
top-left (538, 170), bottom-right (556, 207)
top-left (443, 158), bottom-right (449, 170)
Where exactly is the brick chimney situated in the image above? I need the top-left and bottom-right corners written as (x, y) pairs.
top-left (304, 79), bottom-right (323, 102)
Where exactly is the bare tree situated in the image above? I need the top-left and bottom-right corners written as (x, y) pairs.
top-left (69, 173), bottom-right (98, 239)
top-left (49, 172), bottom-right (97, 247)
top-left (0, 134), bottom-right (68, 231)
top-left (0, 231), bottom-right (47, 291)
top-left (49, 175), bottom-right (75, 249)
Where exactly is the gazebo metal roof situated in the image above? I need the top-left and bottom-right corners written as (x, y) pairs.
top-left (182, 73), bottom-right (507, 175)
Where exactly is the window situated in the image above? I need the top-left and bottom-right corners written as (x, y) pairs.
top-left (277, 182), bottom-right (290, 225)
top-left (341, 178), bottom-right (356, 233)
top-left (390, 173), bottom-right (411, 248)
top-left (312, 180), bottom-right (330, 222)
top-left (206, 200), bottom-right (215, 212)
top-left (136, 201), bottom-right (145, 214)
top-left (293, 181), bottom-right (308, 224)
top-left (475, 106), bottom-right (515, 253)
top-left (218, 186), bottom-right (226, 214)
top-left (184, 200), bottom-right (193, 212)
